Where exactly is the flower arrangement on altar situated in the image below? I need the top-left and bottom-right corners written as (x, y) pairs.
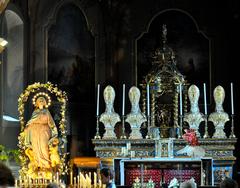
top-left (182, 129), bottom-right (199, 146)
top-left (176, 129), bottom-right (205, 158)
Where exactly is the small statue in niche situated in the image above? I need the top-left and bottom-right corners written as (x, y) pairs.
top-left (126, 86), bottom-right (147, 139)
top-left (209, 86), bottom-right (229, 138)
top-left (156, 103), bottom-right (171, 138)
top-left (157, 107), bottom-right (170, 127)
top-left (100, 85), bottom-right (120, 139)
top-left (184, 85), bottom-right (204, 137)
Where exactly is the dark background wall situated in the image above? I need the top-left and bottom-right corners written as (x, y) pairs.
top-left (1, 0), bottom-right (240, 183)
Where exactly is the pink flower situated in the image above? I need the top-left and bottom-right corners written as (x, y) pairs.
top-left (182, 129), bottom-right (199, 146)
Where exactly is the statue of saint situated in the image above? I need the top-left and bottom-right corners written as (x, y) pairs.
top-left (209, 86), bottom-right (229, 138)
top-left (23, 93), bottom-right (60, 178)
top-left (100, 86), bottom-right (120, 139)
top-left (126, 86), bottom-right (146, 139)
top-left (157, 107), bottom-right (170, 127)
top-left (184, 85), bottom-right (204, 137)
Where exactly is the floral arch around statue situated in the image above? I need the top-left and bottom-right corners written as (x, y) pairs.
top-left (18, 82), bottom-right (68, 179)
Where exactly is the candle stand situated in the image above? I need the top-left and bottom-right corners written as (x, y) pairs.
top-left (94, 116), bottom-right (101, 139)
top-left (120, 115), bottom-right (127, 139)
top-left (178, 115), bottom-right (183, 139)
top-left (203, 115), bottom-right (209, 138)
top-left (230, 114), bottom-right (236, 138)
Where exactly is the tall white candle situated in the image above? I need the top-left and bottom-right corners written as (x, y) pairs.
top-left (179, 84), bottom-right (183, 116)
top-left (70, 171), bottom-right (73, 185)
top-left (80, 172), bottom-right (82, 188)
top-left (56, 172), bottom-right (59, 184)
top-left (74, 177), bottom-right (76, 185)
top-left (15, 179), bottom-right (18, 187)
top-left (99, 179), bottom-right (102, 188)
top-left (94, 172), bottom-right (97, 188)
top-left (203, 83), bottom-right (207, 115)
top-left (147, 84), bottom-right (150, 116)
top-left (122, 84), bottom-right (125, 116)
top-left (231, 83), bottom-right (234, 115)
top-left (96, 84), bottom-right (100, 116)
top-left (89, 172), bottom-right (92, 188)
top-left (77, 175), bottom-right (80, 186)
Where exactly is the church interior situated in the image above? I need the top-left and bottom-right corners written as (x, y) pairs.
top-left (0, 0), bottom-right (240, 187)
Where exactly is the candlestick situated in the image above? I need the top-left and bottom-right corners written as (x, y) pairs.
top-left (231, 83), bottom-right (234, 115)
top-left (94, 116), bottom-right (101, 139)
top-left (120, 84), bottom-right (127, 139)
top-left (230, 114), bottom-right (236, 138)
top-left (203, 83), bottom-right (207, 115)
top-left (120, 115), bottom-right (127, 139)
top-left (146, 115), bottom-right (152, 139)
top-left (96, 84), bottom-right (100, 116)
top-left (147, 84), bottom-right (150, 116)
top-left (122, 84), bottom-right (125, 116)
top-left (95, 84), bottom-right (101, 140)
top-left (203, 83), bottom-right (209, 138)
top-left (203, 114), bottom-right (209, 138)
top-left (146, 83), bottom-right (151, 139)
top-left (179, 84), bottom-right (183, 116)
top-left (178, 114), bottom-right (183, 139)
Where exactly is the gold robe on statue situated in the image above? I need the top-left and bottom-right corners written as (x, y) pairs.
top-left (24, 108), bottom-right (58, 169)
